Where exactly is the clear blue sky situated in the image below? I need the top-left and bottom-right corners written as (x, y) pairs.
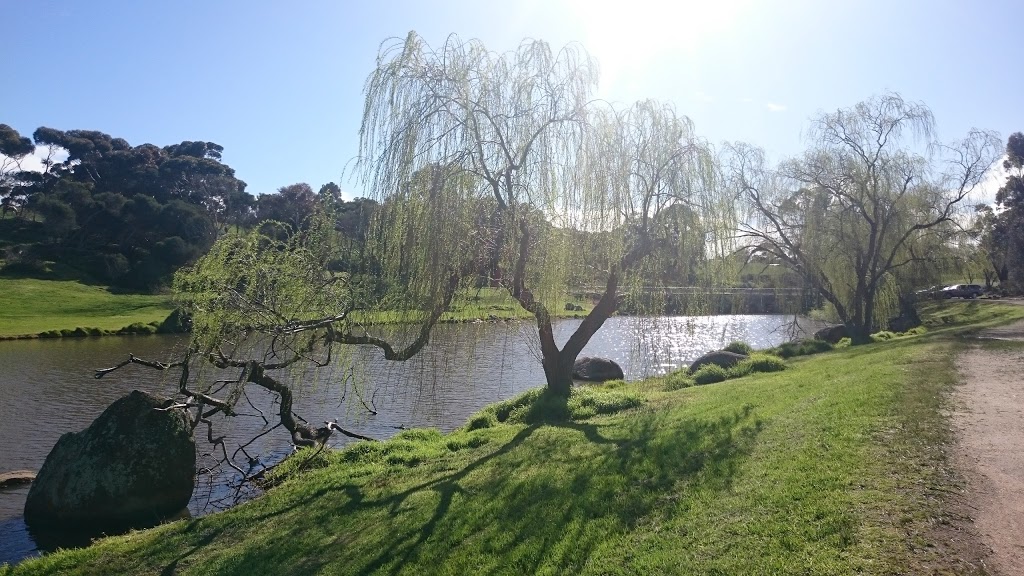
top-left (3, 0), bottom-right (1022, 199)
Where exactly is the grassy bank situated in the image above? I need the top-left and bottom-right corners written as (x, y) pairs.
top-left (5, 302), bottom-right (1020, 575)
top-left (0, 279), bottom-right (174, 338)
top-left (0, 282), bottom-right (585, 339)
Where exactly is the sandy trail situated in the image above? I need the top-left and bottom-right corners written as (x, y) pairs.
top-left (953, 305), bottom-right (1024, 575)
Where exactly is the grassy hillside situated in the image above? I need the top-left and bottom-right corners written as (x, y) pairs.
top-left (0, 279), bottom-right (174, 338)
top-left (8, 302), bottom-right (1020, 574)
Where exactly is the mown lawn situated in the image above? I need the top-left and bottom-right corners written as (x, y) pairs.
top-left (0, 279), bottom-right (174, 337)
top-left (7, 302), bottom-right (1016, 575)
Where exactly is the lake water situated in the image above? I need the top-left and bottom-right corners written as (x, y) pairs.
top-left (0, 314), bottom-right (822, 565)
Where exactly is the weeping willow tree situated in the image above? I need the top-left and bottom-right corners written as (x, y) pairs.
top-left (729, 94), bottom-right (1000, 343)
top-left (357, 32), bottom-right (726, 396)
top-left (93, 212), bottom-right (461, 497)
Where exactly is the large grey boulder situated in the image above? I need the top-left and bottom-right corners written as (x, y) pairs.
top-left (689, 350), bottom-right (748, 373)
top-left (573, 357), bottom-right (624, 382)
top-left (814, 324), bottom-right (849, 344)
top-left (25, 390), bottom-right (196, 530)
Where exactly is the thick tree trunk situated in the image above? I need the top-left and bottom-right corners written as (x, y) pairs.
top-left (536, 267), bottom-right (621, 397)
top-left (505, 214), bottom-right (629, 398)
top-left (542, 351), bottom-right (576, 397)
top-left (849, 324), bottom-right (873, 345)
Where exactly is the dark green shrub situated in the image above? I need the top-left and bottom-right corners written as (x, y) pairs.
top-left (465, 411), bottom-right (497, 431)
top-left (118, 322), bottom-right (157, 335)
top-left (770, 338), bottom-right (833, 358)
top-left (156, 308), bottom-right (192, 334)
top-left (740, 354), bottom-right (787, 373)
top-left (664, 370), bottom-right (694, 391)
top-left (693, 364), bottom-right (728, 385)
top-left (728, 362), bottom-right (753, 378)
top-left (723, 340), bottom-right (753, 355)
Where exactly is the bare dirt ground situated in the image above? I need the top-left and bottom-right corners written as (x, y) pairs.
top-left (953, 301), bottom-right (1024, 575)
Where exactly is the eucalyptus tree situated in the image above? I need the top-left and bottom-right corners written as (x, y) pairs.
top-left (729, 94), bottom-right (1000, 343)
top-left (0, 124), bottom-right (34, 216)
top-left (993, 132), bottom-right (1024, 291)
top-left (357, 32), bottom-right (723, 395)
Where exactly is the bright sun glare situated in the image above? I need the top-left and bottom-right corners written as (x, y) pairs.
top-left (564, 0), bottom-right (751, 98)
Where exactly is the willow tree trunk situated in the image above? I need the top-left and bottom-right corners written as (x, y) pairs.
top-left (524, 269), bottom-right (621, 397)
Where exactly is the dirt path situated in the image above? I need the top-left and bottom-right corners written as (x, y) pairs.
top-left (953, 305), bottom-right (1024, 575)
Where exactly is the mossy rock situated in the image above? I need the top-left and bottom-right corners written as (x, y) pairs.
top-left (24, 390), bottom-right (196, 530)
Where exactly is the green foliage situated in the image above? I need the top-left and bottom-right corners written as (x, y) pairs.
top-left (664, 369), bottom-right (695, 390)
top-left (261, 447), bottom-right (335, 488)
top-left (0, 124), bottom-right (34, 158)
top-left (734, 353), bottom-right (787, 375)
top-left (566, 386), bottom-right (645, 419)
top-left (0, 127), bottom-right (252, 290)
top-left (871, 330), bottom-right (896, 341)
top-left (155, 308), bottom-right (191, 334)
top-left (732, 94), bottom-right (1001, 340)
top-left (173, 215), bottom-right (354, 353)
top-left (14, 324), bottom-right (983, 575)
top-left (692, 364), bottom-right (729, 385)
top-left (356, 33), bottom-right (731, 394)
top-left (465, 411), bottom-right (498, 431)
top-left (723, 340), bottom-right (753, 355)
top-left (117, 322), bottom-right (157, 335)
top-left (770, 338), bottom-right (834, 359)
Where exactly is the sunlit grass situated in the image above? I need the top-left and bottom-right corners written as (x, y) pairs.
top-left (5, 301), bottom-right (1017, 574)
top-left (0, 279), bottom-right (174, 338)
top-left (349, 287), bottom-right (591, 325)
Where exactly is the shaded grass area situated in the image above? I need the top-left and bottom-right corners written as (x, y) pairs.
top-left (0, 278), bottom-right (174, 338)
top-left (9, 302), bottom-right (1018, 574)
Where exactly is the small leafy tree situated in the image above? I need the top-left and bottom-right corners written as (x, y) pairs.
top-left (95, 212), bottom-right (459, 500)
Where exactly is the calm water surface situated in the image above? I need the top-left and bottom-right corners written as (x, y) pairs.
top-left (0, 314), bottom-right (821, 565)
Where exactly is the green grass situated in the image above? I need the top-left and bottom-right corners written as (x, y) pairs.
top-left (919, 299), bottom-right (1024, 333)
top-left (0, 278), bottom-right (174, 338)
top-left (0, 281), bottom-right (582, 339)
top-left (441, 287), bottom-right (591, 322)
top-left (5, 301), bottom-right (1019, 575)
top-left (351, 287), bottom-right (592, 325)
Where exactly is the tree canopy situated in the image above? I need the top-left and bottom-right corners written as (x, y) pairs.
top-left (730, 94), bottom-right (1000, 342)
top-left (987, 132), bottom-right (1024, 291)
top-left (0, 127), bottom-right (257, 289)
top-left (356, 32), bottom-right (727, 395)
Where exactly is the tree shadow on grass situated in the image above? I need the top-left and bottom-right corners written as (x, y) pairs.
top-left (152, 400), bottom-right (763, 576)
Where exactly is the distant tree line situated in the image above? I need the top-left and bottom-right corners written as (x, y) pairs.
top-left (0, 124), bottom-right (376, 290)
top-left (969, 133), bottom-right (1024, 292)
